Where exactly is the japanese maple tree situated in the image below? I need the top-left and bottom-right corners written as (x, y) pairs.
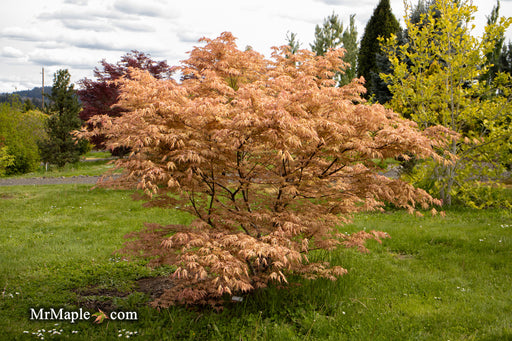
top-left (79, 32), bottom-right (452, 307)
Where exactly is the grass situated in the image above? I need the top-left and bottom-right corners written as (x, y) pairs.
top-left (82, 150), bottom-right (113, 160)
top-left (7, 151), bottom-right (117, 179)
top-left (0, 182), bottom-right (511, 340)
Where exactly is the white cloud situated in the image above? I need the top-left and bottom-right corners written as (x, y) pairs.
top-left (177, 31), bottom-right (204, 43)
top-left (64, 0), bottom-right (89, 5)
top-left (113, 20), bottom-right (156, 32)
top-left (0, 78), bottom-right (40, 93)
top-left (39, 9), bottom-right (90, 21)
top-left (1, 27), bottom-right (47, 42)
top-left (314, 0), bottom-right (376, 5)
top-left (276, 10), bottom-right (325, 25)
top-left (72, 37), bottom-right (125, 51)
top-left (36, 41), bottom-right (69, 49)
top-left (28, 49), bottom-right (97, 69)
top-left (314, 0), bottom-right (345, 5)
top-left (61, 19), bottom-right (115, 32)
top-left (36, 3), bottom-right (159, 35)
top-left (38, 7), bottom-right (126, 21)
top-left (1, 46), bottom-right (25, 58)
top-left (113, 0), bottom-right (178, 18)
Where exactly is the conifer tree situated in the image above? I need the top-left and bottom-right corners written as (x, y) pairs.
top-left (357, 0), bottom-right (400, 97)
top-left (285, 31), bottom-right (301, 55)
top-left (373, 0), bottom-right (439, 106)
top-left (482, 1), bottom-right (506, 86)
top-left (501, 41), bottom-right (512, 75)
top-left (39, 69), bottom-right (88, 167)
top-left (341, 14), bottom-right (358, 85)
top-left (311, 13), bottom-right (358, 86)
top-left (311, 12), bottom-right (344, 56)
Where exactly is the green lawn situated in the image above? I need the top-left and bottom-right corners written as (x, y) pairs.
top-left (7, 156), bottom-right (117, 179)
top-left (82, 150), bottom-right (114, 160)
top-left (0, 183), bottom-right (511, 340)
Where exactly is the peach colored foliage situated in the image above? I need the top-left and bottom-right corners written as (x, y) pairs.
top-left (78, 32), bottom-right (451, 307)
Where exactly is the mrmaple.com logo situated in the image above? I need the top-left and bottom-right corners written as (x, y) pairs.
top-left (29, 308), bottom-right (137, 324)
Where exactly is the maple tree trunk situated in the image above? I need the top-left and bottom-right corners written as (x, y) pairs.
top-left (445, 139), bottom-right (459, 206)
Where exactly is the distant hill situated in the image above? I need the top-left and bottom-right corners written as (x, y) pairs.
top-left (0, 86), bottom-right (52, 109)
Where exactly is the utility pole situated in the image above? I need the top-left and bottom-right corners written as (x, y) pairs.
top-left (41, 67), bottom-right (48, 171)
top-left (41, 67), bottom-right (45, 109)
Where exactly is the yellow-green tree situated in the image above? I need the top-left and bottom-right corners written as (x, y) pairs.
top-left (381, 0), bottom-right (512, 207)
top-left (0, 144), bottom-right (15, 176)
top-left (0, 99), bottom-right (46, 175)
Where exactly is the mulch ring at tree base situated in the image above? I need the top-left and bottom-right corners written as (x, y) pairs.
top-left (73, 276), bottom-right (174, 312)
top-left (135, 276), bottom-right (175, 301)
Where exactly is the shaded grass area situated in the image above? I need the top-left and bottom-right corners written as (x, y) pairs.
top-left (0, 184), bottom-right (511, 340)
top-left (82, 150), bottom-right (113, 159)
top-left (6, 160), bottom-right (116, 179)
top-left (5, 151), bottom-right (118, 179)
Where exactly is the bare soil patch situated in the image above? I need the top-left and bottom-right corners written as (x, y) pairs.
top-left (136, 276), bottom-right (175, 300)
top-left (74, 276), bottom-right (174, 312)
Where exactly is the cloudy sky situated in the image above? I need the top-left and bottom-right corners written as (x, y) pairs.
top-left (1, 0), bottom-right (511, 93)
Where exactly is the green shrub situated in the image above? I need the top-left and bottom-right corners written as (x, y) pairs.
top-left (0, 102), bottom-right (47, 175)
top-left (402, 158), bottom-right (512, 208)
top-left (0, 145), bottom-right (15, 176)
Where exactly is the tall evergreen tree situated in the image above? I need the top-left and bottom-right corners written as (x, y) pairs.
top-left (409, 0), bottom-right (439, 27)
top-left (285, 31), bottom-right (301, 55)
top-left (482, 1), bottom-right (506, 86)
top-left (311, 12), bottom-right (344, 56)
top-left (357, 0), bottom-right (400, 98)
top-left (39, 69), bottom-right (88, 167)
top-left (370, 43), bottom-right (399, 104)
top-left (500, 41), bottom-right (512, 75)
top-left (372, 0), bottom-right (437, 104)
top-left (341, 15), bottom-right (358, 85)
top-left (311, 13), bottom-right (358, 86)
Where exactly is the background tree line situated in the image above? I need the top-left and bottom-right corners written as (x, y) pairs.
top-left (0, 87), bottom-right (52, 110)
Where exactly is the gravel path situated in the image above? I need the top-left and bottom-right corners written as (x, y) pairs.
top-left (0, 165), bottom-right (402, 187)
top-left (0, 175), bottom-right (102, 186)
